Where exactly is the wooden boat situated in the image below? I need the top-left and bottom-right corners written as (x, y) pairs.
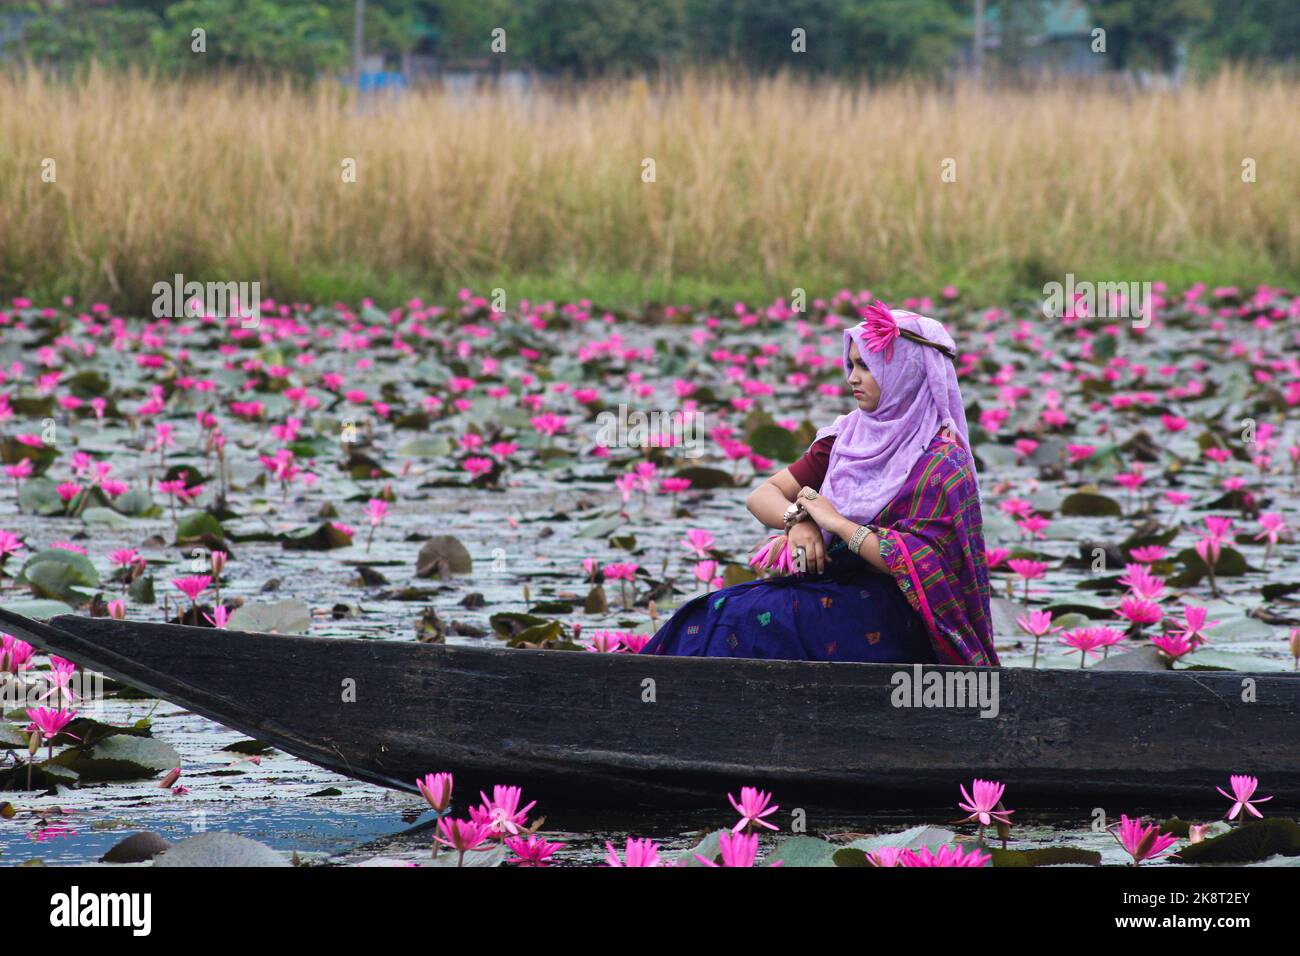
top-left (2, 607), bottom-right (1297, 809)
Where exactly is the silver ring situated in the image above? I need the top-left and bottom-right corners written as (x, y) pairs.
top-left (795, 547), bottom-right (805, 556)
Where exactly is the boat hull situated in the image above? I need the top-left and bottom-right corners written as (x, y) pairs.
top-left (2, 608), bottom-right (1298, 809)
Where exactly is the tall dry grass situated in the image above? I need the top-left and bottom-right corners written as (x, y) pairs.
top-left (0, 66), bottom-right (1296, 308)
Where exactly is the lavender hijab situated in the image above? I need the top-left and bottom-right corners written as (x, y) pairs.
top-left (814, 310), bottom-right (976, 540)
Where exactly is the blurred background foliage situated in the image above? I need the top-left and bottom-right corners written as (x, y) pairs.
top-left (0, 0), bottom-right (1296, 80)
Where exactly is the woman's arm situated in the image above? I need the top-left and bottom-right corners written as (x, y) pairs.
top-left (745, 468), bottom-right (801, 530)
top-left (798, 491), bottom-right (889, 574)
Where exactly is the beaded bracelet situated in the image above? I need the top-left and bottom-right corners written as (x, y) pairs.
top-left (848, 524), bottom-right (870, 555)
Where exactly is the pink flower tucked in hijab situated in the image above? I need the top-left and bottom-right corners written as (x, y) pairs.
top-left (813, 307), bottom-right (976, 540)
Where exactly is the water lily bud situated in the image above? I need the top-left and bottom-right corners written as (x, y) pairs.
top-left (28, 730), bottom-right (40, 756)
top-left (1188, 824), bottom-right (1208, 844)
top-left (416, 772), bottom-right (454, 813)
top-left (159, 767), bottom-right (181, 789)
top-left (1290, 628), bottom-right (1300, 669)
top-left (995, 807), bottom-right (1012, 844)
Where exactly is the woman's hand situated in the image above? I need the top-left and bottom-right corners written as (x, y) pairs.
top-left (797, 487), bottom-right (846, 536)
top-left (786, 520), bottom-right (827, 574)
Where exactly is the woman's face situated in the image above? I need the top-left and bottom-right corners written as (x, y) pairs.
top-left (847, 341), bottom-right (881, 412)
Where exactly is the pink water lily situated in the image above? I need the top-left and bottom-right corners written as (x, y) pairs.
top-left (505, 833), bottom-right (566, 866)
top-left (171, 575), bottom-right (211, 605)
top-left (956, 778), bottom-right (1013, 830)
top-left (1, 633), bottom-right (35, 674)
top-left (1116, 595), bottom-right (1163, 626)
top-left (1016, 609), bottom-right (1057, 669)
top-left (619, 632), bottom-right (651, 654)
top-left (584, 630), bottom-right (624, 653)
top-left (1060, 626), bottom-right (1108, 667)
top-left (681, 528), bottom-right (715, 558)
top-left (37, 659), bottom-right (80, 706)
top-left (750, 535), bottom-right (795, 575)
top-left (1171, 605), bottom-right (1219, 648)
top-left (1118, 563), bottom-right (1165, 600)
top-left (1151, 631), bottom-right (1194, 660)
top-left (695, 830), bottom-right (782, 867)
top-left (1255, 513), bottom-right (1288, 569)
top-left (1006, 559), bottom-right (1048, 600)
top-left (471, 785), bottom-right (537, 838)
top-left (605, 837), bottom-right (665, 867)
top-left (26, 706), bottom-right (77, 739)
top-left (434, 817), bottom-right (492, 865)
top-left (899, 845), bottom-right (990, 867)
top-left (728, 786), bottom-right (779, 833)
top-left (1111, 815), bottom-right (1178, 866)
top-left (866, 846), bottom-right (908, 867)
top-left (364, 498), bottom-right (388, 526)
top-left (202, 605), bottom-right (231, 628)
top-left (858, 299), bottom-right (900, 360)
top-left (1128, 545), bottom-right (1167, 563)
top-left (416, 772), bottom-right (453, 813)
top-left (1216, 774), bottom-right (1272, 820)
top-left (363, 498), bottom-right (388, 552)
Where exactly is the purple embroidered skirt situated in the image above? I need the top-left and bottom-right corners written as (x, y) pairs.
top-left (639, 539), bottom-right (936, 663)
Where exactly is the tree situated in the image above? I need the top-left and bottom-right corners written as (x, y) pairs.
top-left (1086, 0), bottom-right (1214, 72)
top-left (153, 0), bottom-right (348, 77)
top-left (16, 4), bottom-right (161, 70)
top-left (1187, 0), bottom-right (1300, 71)
top-left (835, 0), bottom-right (970, 79)
top-left (429, 0), bottom-right (518, 62)
top-left (514, 0), bottom-right (688, 77)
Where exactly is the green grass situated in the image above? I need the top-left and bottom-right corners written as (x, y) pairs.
top-left (17, 249), bottom-right (1296, 318)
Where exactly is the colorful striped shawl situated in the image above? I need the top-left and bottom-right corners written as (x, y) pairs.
top-left (864, 433), bottom-right (998, 667)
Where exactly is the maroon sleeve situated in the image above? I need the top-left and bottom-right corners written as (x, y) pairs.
top-left (787, 435), bottom-right (835, 490)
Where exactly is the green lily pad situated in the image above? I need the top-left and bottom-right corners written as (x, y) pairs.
top-left (747, 424), bottom-right (800, 463)
top-left (174, 511), bottom-right (226, 544)
top-left (1175, 819), bottom-right (1300, 864)
top-left (1059, 492), bottom-right (1123, 517)
top-left (1175, 649), bottom-right (1290, 672)
top-left (0, 599), bottom-right (75, 620)
top-left (226, 600), bottom-right (311, 635)
top-left (671, 466), bottom-right (735, 489)
top-left (20, 549), bottom-right (98, 588)
top-left (398, 437), bottom-right (452, 457)
top-left (17, 477), bottom-right (64, 516)
top-left (489, 612), bottom-right (548, 638)
top-left (766, 836), bottom-right (838, 867)
top-left (578, 514), bottom-right (625, 539)
top-left (129, 574), bottom-right (156, 604)
top-left (81, 507), bottom-right (132, 530)
top-left (109, 487), bottom-right (158, 517)
top-left (988, 846), bottom-right (1101, 867)
top-left (832, 825), bottom-right (959, 866)
top-left (426, 844), bottom-right (507, 867)
top-left (281, 522), bottom-right (353, 551)
top-left (53, 735), bottom-right (181, 782)
top-left (676, 829), bottom-right (730, 867)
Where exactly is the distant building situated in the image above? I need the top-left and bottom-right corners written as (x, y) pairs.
top-left (0, 11), bottom-right (32, 59)
top-left (963, 0), bottom-right (1108, 76)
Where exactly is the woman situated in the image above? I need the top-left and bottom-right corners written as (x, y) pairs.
top-left (640, 303), bottom-right (997, 667)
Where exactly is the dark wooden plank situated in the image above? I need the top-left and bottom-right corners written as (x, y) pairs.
top-left (1, 607), bottom-right (1297, 809)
